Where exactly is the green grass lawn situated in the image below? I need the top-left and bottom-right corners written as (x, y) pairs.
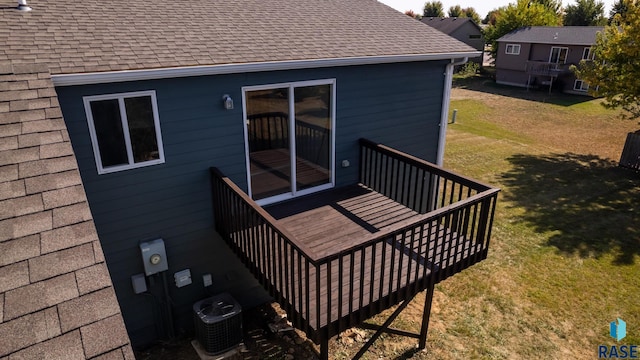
top-left (334, 77), bottom-right (640, 359)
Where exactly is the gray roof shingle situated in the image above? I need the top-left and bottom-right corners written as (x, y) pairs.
top-left (497, 26), bottom-right (605, 46)
top-left (0, 2), bottom-right (476, 358)
top-left (0, 60), bottom-right (133, 359)
top-left (421, 17), bottom-right (482, 35)
top-left (1, 0), bottom-right (476, 75)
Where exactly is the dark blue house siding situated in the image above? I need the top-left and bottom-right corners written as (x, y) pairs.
top-left (55, 60), bottom-right (447, 347)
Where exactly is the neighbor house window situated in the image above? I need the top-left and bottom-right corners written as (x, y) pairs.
top-left (83, 90), bottom-right (165, 174)
top-left (573, 80), bottom-right (589, 92)
top-left (469, 34), bottom-right (482, 39)
top-left (582, 47), bottom-right (595, 60)
top-left (505, 44), bottom-right (521, 55)
top-left (549, 47), bottom-right (569, 64)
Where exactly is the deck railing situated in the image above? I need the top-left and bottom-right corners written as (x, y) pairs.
top-left (247, 112), bottom-right (331, 168)
top-left (210, 167), bottom-right (317, 337)
top-left (619, 131), bottom-right (640, 171)
top-left (525, 61), bottom-right (570, 77)
top-left (357, 138), bottom-right (498, 288)
top-left (210, 139), bottom-right (499, 344)
top-left (359, 138), bottom-right (493, 212)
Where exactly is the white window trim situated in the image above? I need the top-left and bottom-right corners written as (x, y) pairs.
top-left (242, 79), bottom-right (336, 206)
top-left (83, 90), bottom-right (165, 174)
top-left (549, 47), bottom-right (569, 64)
top-left (573, 79), bottom-right (589, 92)
top-left (505, 44), bottom-right (521, 55)
top-left (582, 47), bottom-right (595, 60)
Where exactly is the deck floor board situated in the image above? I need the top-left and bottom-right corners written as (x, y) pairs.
top-left (267, 185), bottom-right (423, 256)
top-left (260, 185), bottom-right (481, 331)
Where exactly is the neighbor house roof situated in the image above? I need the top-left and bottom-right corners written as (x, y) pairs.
top-left (497, 26), bottom-right (604, 46)
top-left (1, 0), bottom-right (477, 78)
top-left (420, 17), bottom-right (483, 35)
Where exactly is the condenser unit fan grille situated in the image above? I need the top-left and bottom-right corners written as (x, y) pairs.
top-left (193, 293), bottom-right (243, 355)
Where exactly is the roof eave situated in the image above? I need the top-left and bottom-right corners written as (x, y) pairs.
top-left (51, 52), bottom-right (481, 86)
top-left (496, 39), bottom-right (595, 46)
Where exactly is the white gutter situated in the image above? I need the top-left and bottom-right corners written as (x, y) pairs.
top-left (51, 51), bottom-right (481, 86)
top-left (436, 57), bottom-right (468, 166)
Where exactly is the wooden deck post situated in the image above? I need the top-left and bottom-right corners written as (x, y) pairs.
top-left (319, 335), bottom-right (329, 360)
top-left (418, 283), bottom-right (435, 349)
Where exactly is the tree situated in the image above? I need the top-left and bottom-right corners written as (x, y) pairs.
top-left (449, 5), bottom-right (463, 17)
top-left (404, 9), bottom-right (421, 19)
top-left (484, 0), bottom-right (562, 57)
top-left (445, 4), bottom-right (481, 22)
top-left (463, 7), bottom-right (483, 23)
top-left (423, 1), bottom-right (445, 17)
top-left (532, 0), bottom-right (563, 14)
top-left (572, 1), bottom-right (640, 118)
top-left (564, 0), bottom-right (607, 25)
top-left (483, 8), bottom-right (502, 24)
top-left (609, 0), bottom-right (632, 22)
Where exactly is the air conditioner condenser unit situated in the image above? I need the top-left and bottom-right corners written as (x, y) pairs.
top-left (193, 293), bottom-right (243, 355)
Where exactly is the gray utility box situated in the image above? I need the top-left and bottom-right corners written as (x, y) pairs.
top-left (193, 293), bottom-right (243, 355)
top-left (139, 238), bottom-right (168, 276)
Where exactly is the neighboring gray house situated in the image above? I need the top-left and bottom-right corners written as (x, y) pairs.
top-left (495, 26), bottom-right (604, 94)
top-left (1, 0), bottom-right (498, 358)
top-left (421, 17), bottom-right (484, 65)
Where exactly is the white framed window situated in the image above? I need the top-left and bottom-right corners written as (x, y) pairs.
top-left (582, 47), bottom-right (595, 60)
top-left (549, 47), bottom-right (569, 64)
top-left (83, 90), bottom-right (165, 174)
top-left (505, 44), bottom-right (521, 55)
top-left (242, 79), bottom-right (336, 205)
top-left (574, 80), bottom-right (589, 92)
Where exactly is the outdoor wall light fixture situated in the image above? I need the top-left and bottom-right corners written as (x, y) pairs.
top-left (222, 94), bottom-right (234, 110)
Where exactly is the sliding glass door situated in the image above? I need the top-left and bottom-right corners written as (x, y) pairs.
top-left (243, 80), bottom-right (335, 205)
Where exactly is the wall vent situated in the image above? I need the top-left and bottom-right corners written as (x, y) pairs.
top-left (17, 0), bottom-right (32, 11)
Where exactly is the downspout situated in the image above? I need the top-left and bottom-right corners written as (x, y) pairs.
top-left (436, 57), bottom-right (468, 166)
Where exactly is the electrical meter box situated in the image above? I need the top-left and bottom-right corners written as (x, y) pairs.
top-left (140, 238), bottom-right (168, 276)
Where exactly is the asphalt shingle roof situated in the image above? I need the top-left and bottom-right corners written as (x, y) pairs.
top-left (0, 60), bottom-right (134, 359)
top-left (0, 0), bottom-right (477, 75)
top-left (497, 26), bottom-right (605, 46)
top-left (421, 17), bottom-right (481, 35)
top-left (0, 2), bottom-right (477, 358)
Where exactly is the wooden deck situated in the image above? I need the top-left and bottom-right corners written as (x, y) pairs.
top-left (265, 184), bottom-right (482, 330)
top-left (210, 139), bottom-right (499, 358)
top-left (267, 185), bottom-right (422, 258)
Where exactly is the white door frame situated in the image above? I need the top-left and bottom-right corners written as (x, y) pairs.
top-left (242, 79), bottom-right (336, 206)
